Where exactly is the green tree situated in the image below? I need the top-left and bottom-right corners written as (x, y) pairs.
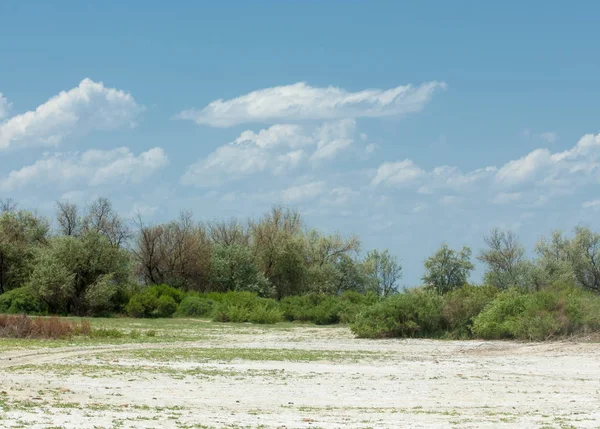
top-left (363, 249), bottom-right (402, 297)
top-left (422, 244), bottom-right (474, 295)
top-left (28, 232), bottom-right (131, 315)
top-left (210, 243), bottom-right (272, 296)
top-left (478, 229), bottom-right (530, 289)
top-left (0, 210), bottom-right (49, 294)
top-left (569, 226), bottom-right (600, 292)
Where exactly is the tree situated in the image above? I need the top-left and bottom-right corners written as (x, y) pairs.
top-left (56, 201), bottom-right (81, 236)
top-left (250, 207), bottom-right (307, 299)
top-left (569, 226), bottom-right (600, 292)
top-left (28, 232), bottom-right (131, 315)
top-left (0, 210), bottom-right (49, 293)
top-left (82, 197), bottom-right (130, 247)
top-left (209, 243), bottom-right (272, 296)
top-left (533, 230), bottom-right (574, 287)
top-left (363, 249), bottom-right (402, 297)
top-left (478, 229), bottom-right (529, 289)
top-left (422, 244), bottom-right (474, 294)
top-left (133, 212), bottom-right (212, 291)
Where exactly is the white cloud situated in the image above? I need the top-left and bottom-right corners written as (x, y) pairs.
top-left (371, 160), bottom-right (426, 187)
top-left (176, 81), bottom-right (446, 127)
top-left (540, 131), bottom-right (558, 143)
top-left (322, 187), bottom-right (360, 206)
top-left (282, 181), bottom-right (326, 203)
top-left (0, 78), bottom-right (144, 150)
top-left (582, 199), bottom-right (600, 210)
top-left (310, 119), bottom-right (355, 162)
top-left (495, 149), bottom-right (552, 186)
top-left (182, 120), bottom-right (355, 187)
top-left (371, 133), bottom-right (600, 208)
top-left (0, 147), bottom-right (167, 191)
top-left (0, 93), bottom-right (11, 119)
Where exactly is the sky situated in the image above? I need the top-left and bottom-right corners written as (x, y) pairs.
top-left (1, 1), bottom-right (600, 286)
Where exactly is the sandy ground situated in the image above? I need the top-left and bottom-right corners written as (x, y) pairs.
top-left (1, 325), bottom-right (600, 429)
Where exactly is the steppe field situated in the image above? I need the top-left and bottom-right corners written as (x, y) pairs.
top-left (1, 319), bottom-right (599, 429)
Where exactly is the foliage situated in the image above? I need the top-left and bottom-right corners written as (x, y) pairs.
top-left (0, 287), bottom-right (47, 315)
top-left (441, 285), bottom-right (498, 337)
top-left (175, 295), bottom-right (215, 318)
top-left (362, 249), bottom-right (402, 297)
top-left (351, 290), bottom-right (444, 338)
top-left (422, 244), bottom-right (474, 294)
top-left (471, 284), bottom-right (600, 340)
top-left (27, 233), bottom-right (131, 315)
top-left (125, 284), bottom-right (184, 318)
top-left (478, 229), bottom-right (529, 290)
top-left (210, 244), bottom-right (273, 296)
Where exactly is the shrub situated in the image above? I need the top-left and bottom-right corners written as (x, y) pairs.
top-left (125, 292), bottom-right (158, 318)
top-left (351, 290), bottom-right (444, 338)
top-left (248, 305), bottom-right (284, 324)
top-left (471, 285), bottom-right (600, 340)
top-left (175, 296), bottom-right (215, 318)
top-left (0, 315), bottom-right (91, 339)
top-left (155, 295), bottom-right (177, 318)
top-left (0, 287), bottom-right (47, 315)
top-left (211, 291), bottom-right (279, 323)
top-left (442, 285), bottom-right (498, 338)
top-left (125, 284), bottom-right (185, 318)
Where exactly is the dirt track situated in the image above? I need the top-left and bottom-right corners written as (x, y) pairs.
top-left (1, 325), bottom-right (600, 428)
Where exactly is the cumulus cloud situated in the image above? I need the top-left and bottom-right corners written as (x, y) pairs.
top-left (0, 147), bottom-right (168, 191)
top-left (372, 133), bottom-right (600, 207)
top-left (0, 93), bottom-right (11, 119)
top-left (181, 120), bottom-right (356, 187)
top-left (176, 81), bottom-right (446, 127)
top-left (282, 181), bottom-right (326, 203)
top-left (0, 79), bottom-right (144, 150)
top-left (371, 160), bottom-right (426, 187)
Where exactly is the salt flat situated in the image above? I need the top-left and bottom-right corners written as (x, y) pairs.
top-left (1, 321), bottom-right (599, 429)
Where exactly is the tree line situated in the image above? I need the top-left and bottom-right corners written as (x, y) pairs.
top-left (1, 196), bottom-right (599, 318)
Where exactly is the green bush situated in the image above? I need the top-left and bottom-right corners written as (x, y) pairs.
top-left (442, 285), bottom-right (498, 338)
top-left (125, 284), bottom-right (184, 318)
top-left (471, 285), bottom-right (600, 340)
top-left (211, 291), bottom-right (279, 323)
top-left (175, 296), bottom-right (215, 318)
top-left (248, 305), bottom-right (284, 324)
top-left (0, 287), bottom-right (47, 315)
top-left (155, 295), bottom-right (177, 318)
top-left (125, 292), bottom-right (158, 318)
top-left (351, 290), bottom-right (444, 338)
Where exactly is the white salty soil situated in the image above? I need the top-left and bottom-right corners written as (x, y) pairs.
top-left (1, 325), bottom-right (600, 429)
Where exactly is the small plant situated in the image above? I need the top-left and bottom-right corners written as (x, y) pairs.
top-left (0, 315), bottom-right (91, 339)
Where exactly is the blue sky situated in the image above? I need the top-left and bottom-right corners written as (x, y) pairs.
top-left (1, 1), bottom-right (600, 285)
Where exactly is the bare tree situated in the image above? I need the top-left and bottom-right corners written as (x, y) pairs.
top-left (0, 198), bottom-right (17, 213)
top-left (56, 201), bottom-right (81, 236)
top-left (133, 211), bottom-right (212, 291)
top-left (82, 197), bottom-right (131, 247)
top-left (208, 218), bottom-right (249, 246)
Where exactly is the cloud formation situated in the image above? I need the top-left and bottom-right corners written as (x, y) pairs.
top-left (176, 81), bottom-right (446, 127)
top-left (0, 79), bottom-right (144, 150)
top-left (181, 120), bottom-right (357, 187)
top-left (372, 133), bottom-right (600, 206)
top-left (0, 147), bottom-right (168, 191)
